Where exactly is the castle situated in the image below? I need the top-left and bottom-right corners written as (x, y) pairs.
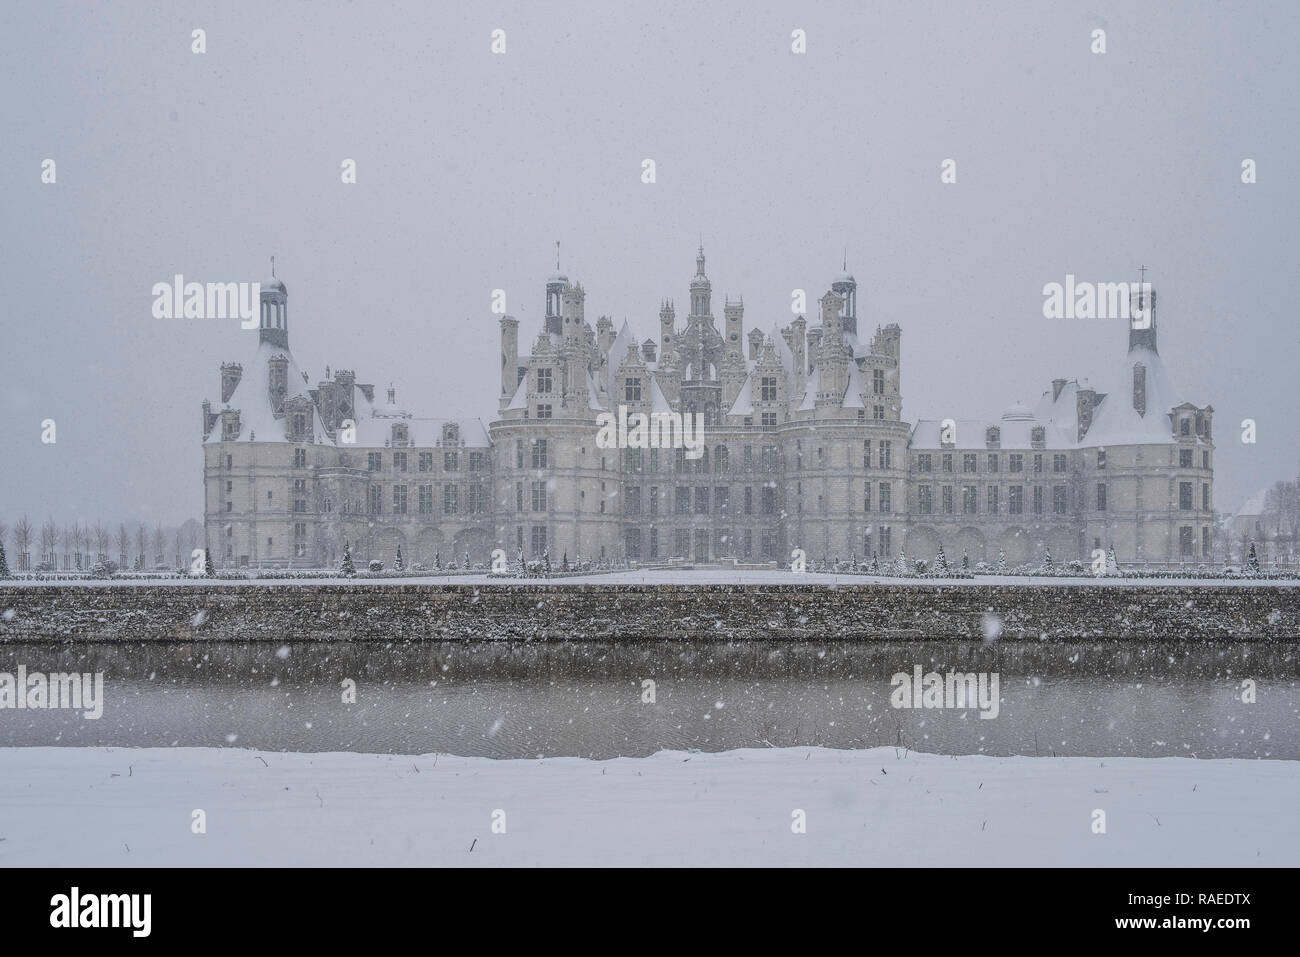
top-left (202, 249), bottom-right (1215, 569)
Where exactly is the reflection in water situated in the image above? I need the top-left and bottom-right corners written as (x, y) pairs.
top-left (0, 641), bottom-right (1295, 759)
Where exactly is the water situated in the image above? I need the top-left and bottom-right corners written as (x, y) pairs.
top-left (0, 641), bottom-right (1295, 759)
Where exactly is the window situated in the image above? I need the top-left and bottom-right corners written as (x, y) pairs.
top-left (369, 486), bottom-right (382, 514)
top-left (515, 481), bottom-right (524, 512)
top-left (1053, 486), bottom-right (1067, 514)
top-left (1179, 448), bottom-right (1193, 468)
top-left (1031, 426), bottom-right (1045, 445)
top-left (650, 527), bottom-right (659, 559)
top-left (531, 440), bottom-right (548, 469)
top-left (744, 487), bottom-right (753, 514)
top-left (419, 452), bottom-right (433, 472)
top-left (443, 485), bottom-right (459, 514)
top-left (863, 484), bottom-right (871, 512)
top-left (419, 485), bottom-right (433, 514)
top-left (531, 481), bottom-right (547, 511)
top-left (442, 423), bottom-right (459, 443)
top-left (695, 487), bottom-right (709, 514)
top-left (1202, 526), bottom-right (1210, 557)
top-left (1179, 526), bottom-right (1194, 556)
top-left (761, 486), bottom-right (777, 514)
top-left (537, 404), bottom-right (552, 419)
top-left (625, 377), bottom-right (641, 401)
top-left (715, 486), bottom-right (729, 513)
top-left (963, 486), bottom-right (977, 514)
top-left (1009, 486), bottom-right (1024, 514)
top-left (987, 454), bottom-right (999, 473)
top-left (675, 487), bottom-right (690, 515)
top-left (1009, 454), bottom-right (1023, 473)
top-left (942, 486), bottom-right (953, 514)
top-left (1095, 483), bottom-right (1106, 510)
top-left (986, 427), bottom-right (1000, 445)
top-left (762, 445), bottom-right (779, 471)
top-left (650, 486), bottom-right (659, 516)
top-left (515, 441), bottom-right (524, 469)
top-left (294, 448), bottom-right (307, 468)
top-left (881, 441), bottom-right (892, 468)
top-left (1053, 454), bottom-right (1067, 473)
top-left (760, 377), bottom-right (777, 401)
top-left (918, 486), bottom-right (932, 514)
top-left (445, 451), bottom-right (459, 471)
top-left (625, 487), bottom-right (641, 516)
top-left (987, 486), bottom-right (998, 514)
top-left (1180, 418), bottom-right (1191, 436)
top-left (1033, 454), bottom-right (1043, 473)
top-left (1202, 484), bottom-right (1209, 510)
top-left (744, 447), bottom-right (755, 471)
top-left (879, 482), bottom-right (891, 513)
top-left (1179, 482), bottom-right (1193, 510)
top-left (226, 454), bottom-right (232, 470)
top-left (963, 454), bottom-right (977, 473)
top-left (879, 526), bottom-right (892, 558)
top-left (226, 480), bottom-right (232, 492)
top-left (873, 405), bottom-right (884, 421)
top-left (225, 501), bottom-right (232, 512)
top-left (469, 451), bottom-right (486, 471)
top-left (293, 499), bottom-right (307, 513)
top-left (625, 448), bottom-right (643, 473)
top-left (531, 526), bottom-right (547, 557)
top-left (863, 440), bottom-right (872, 469)
top-left (367, 452), bottom-right (382, 471)
top-left (942, 453), bottom-right (953, 472)
top-left (760, 412), bottom-right (777, 428)
top-left (918, 454), bottom-right (932, 473)
top-left (872, 368), bottom-right (885, 394)
top-left (537, 368), bottom-right (553, 393)
top-left (625, 528), bottom-right (642, 559)
top-left (715, 446), bottom-right (729, 473)
top-left (391, 485), bottom-right (407, 514)
top-left (1097, 449), bottom-right (1107, 469)
top-left (1033, 486), bottom-right (1043, 515)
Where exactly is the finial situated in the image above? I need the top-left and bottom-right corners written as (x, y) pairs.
top-left (270, 254), bottom-right (276, 278)
top-left (556, 240), bottom-right (560, 272)
top-left (1138, 264), bottom-right (1148, 284)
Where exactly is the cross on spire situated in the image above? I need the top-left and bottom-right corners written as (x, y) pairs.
top-left (1138, 264), bottom-right (1148, 284)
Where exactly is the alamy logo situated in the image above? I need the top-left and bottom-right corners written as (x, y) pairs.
top-left (50, 888), bottom-right (151, 937)
top-left (0, 666), bottom-right (104, 719)
top-left (151, 274), bottom-right (260, 326)
top-left (890, 666), bottom-right (1000, 719)
top-left (595, 404), bottom-right (705, 460)
top-left (1042, 276), bottom-right (1152, 327)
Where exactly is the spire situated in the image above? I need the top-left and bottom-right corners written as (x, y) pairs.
top-left (556, 240), bottom-right (561, 272)
top-left (270, 254), bottom-right (276, 278)
top-left (842, 247), bottom-right (847, 272)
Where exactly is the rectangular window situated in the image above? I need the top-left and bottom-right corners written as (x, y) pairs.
top-left (537, 368), bottom-right (553, 393)
top-left (1179, 482), bottom-right (1193, 510)
top-left (624, 448), bottom-right (643, 473)
top-left (1179, 526), bottom-right (1194, 556)
top-left (745, 486), bottom-right (754, 514)
top-left (942, 453), bottom-right (953, 473)
top-left (1053, 454), bottom-right (1067, 473)
top-left (367, 452), bottom-right (382, 471)
top-left (1179, 448), bottom-right (1193, 469)
top-left (760, 412), bottom-right (777, 428)
top-left (391, 485), bottom-right (408, 514)
top-left (1009, 454), bottom-right (1023, 472)
top-left (987, 454), bottom-right (999, 473)
top-left (515, 481), bottom-right (523, 512)
top-left (1202, 483), bottom-right (1209, 511)
top-left (469, 451), bottom-right (486, 471)
top-left (1009, 485), bottom-right (1024, 514)
top-left (516, 440), bottom-right (524, 469)
top-left (760, 377), bottom-right (778, 401)
top-left (695, 487), bottom-right (709, 514)
top-left (419, 485), bottom-right (433, 514)
top-left (531, 526), bottom-right (547, 557)
top-left (1202, 451), bottom-right (1209, 469)
top-left (761, 486), bottom-right (777, 515)
top-left (863, 483), bottom-right (871, 512)
top-left (918, 454), bottom-right (932, 473)
top-left (531, 481), bottom-right (547, 511)
top-left (942, 485), bottom-right (953, 514)
top-left (872, 368), bottom-right (885, 394)
top-left (963, 485), bottom-right (977, 514)
top-left (1096, 483), bottom-right (1107, 510)
top-left (649, 527), bottom-right (659, 559)
top-left (650, 486), bottom-right (659, 516)
top-left (394, 452), bottom-right (407, 472)
top-left (444, 451), bottom-right (459, 471)
top-left (715, 486), bottom-right (729, 514)
top-left (625, 377), bottom-right (641, 401)
top-left (369, 486), bottom-right (382, 514)
top-left (419, 452), bottom-right (433, 471)
top-left (676, 487), bottom-right (691, 515)
top-left (536, 404), bottom-right (552, 419)
top-left (1033, 454), bottom-right (1043, 473)
top-left (1098, 449), bottom-right (1107, 469)
top-left (441, 485), bottom-right (457, 514)
top-left (531, 440), bottom-right (547, 469)
top-left (987, 486), bottom-right (998, 514)
top-left (918, 486), bottom-right (932, 514)
top-left (294, 448), bottom-right (307, 468)
top-left (1033, 486), bottom-right (1043, 515)
top-left (873, 405), bottom-right (884, 420)
top-left (879, 482), bottom-right (891, 513)
top-left (625, 527), bottom-right (642, 559)
top-left (963, 454), bottom-right (977, 473)
top-left (1053, 485), bottom-right (1067, 514)
top-left (863, 440), bottom-right (872, 469)
top-left (880, 526), bottom-right (892, 558)
top-left (1202, 526), bottom-right (1210, 557)
top-left (469, 485), bottom-right (486, 513)
top-left (625, 486), bottom-right (641, 516)
top-left (762, 445), bottom-right (779, 471)
top-left (881, 441), bottom-right (892, 468)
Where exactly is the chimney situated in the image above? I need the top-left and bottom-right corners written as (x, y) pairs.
top-left (1052, 378), bottom-right (1067, 401)
top-left (641, 339), bottom-right (657, 363)
top-left (1133, 363), bottom-right (1147, 416)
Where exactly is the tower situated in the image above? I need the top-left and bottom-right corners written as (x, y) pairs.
top-left (689, 245), bottom-right (711, 318)
top-left (723, 296), bottom-right (744, 359)
top-left (545, 245), bottom-right (567, 337)
top-left (1129, 267), bottom-right (1157, 352)
top-left (499, 315), bottom-right (519, 398)
top-left (831, 253), bottom-right (858, 337)
top-left (260, 257), bottom-right (288, 349)
top-left (659, 300), bottom-right (676, 361)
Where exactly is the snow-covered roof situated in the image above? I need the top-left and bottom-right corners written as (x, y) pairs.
top-left (204, 340), bottom-right (314, 445)
top-left (728, 374), bottom-right (754, 417)
top-left (1084, 345), bottom-right (1183, 446)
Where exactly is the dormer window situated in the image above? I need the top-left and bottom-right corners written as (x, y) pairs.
top-left (625, 377), bottom-right (642, 401)
top-left (442, 423), bottom-right (460, 444)
top-left (392, 423), bottom-right (408, 446)
top-left (537, 368), bottom-right (553, 394)
top-left (986, 426), bottom-right (1001, 446)
top-left (1031, 426), bottom-right (1046, 446)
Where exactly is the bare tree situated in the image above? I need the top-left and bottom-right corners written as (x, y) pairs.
top-left (0, 522), bottom-right (8, 557)
top-left (72, 522), bottom-right (87, 570)
top-left (13, 515), bottom-right (34, 572)
top-left (135, 523), bottom-right (146, 570)
top-left (117, 523), bottom-right (129, 569)
top-left (173, 527), bottom-right (183, 569)
top-left (152, 523), bottom-right (165, 568)
top-left (60, 524), bottom-right (74, 570)
top-left (93, 521), bottom-right (110, 563)
top-left (40, 518), bottom-right (57, 567)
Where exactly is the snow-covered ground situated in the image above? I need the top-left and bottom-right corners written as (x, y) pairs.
top-left (1, 746), bottom-right (1295, 866)
top-left (1, 570), bottom-right (1295, 587)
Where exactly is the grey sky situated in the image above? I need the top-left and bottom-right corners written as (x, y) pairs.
top-left (2, 0), bottom-right (1296, 525)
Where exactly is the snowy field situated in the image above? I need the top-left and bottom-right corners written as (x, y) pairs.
top-left (2, 570), bottom-right (1296, 588)
top-left (1, 746), bottom-right (1296, 866)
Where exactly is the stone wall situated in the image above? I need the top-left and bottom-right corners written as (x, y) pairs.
top-left (1, 584), bottom-right (1298, 642)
